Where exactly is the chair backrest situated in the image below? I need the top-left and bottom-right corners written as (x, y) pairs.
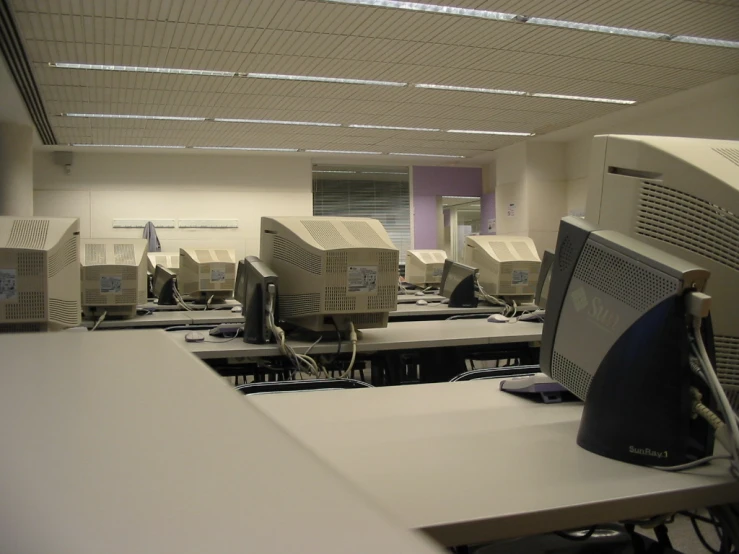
top-left (450, 365), bottom-right (540, 382)
top-left (235, 378), bottom-right (373, 395)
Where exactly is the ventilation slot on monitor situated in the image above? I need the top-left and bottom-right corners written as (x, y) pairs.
top-left (344, 221), bottom-right (392, 248)
top-left (325, 287), bottom-right (357, 311)
top-left (716, 335), bottom-right (739, 411)
top-left (215, 250), bottom-right (233, 263)
top-left (636, 182), bottom-right (739, 271)
top-left (280, 293), bottom-right (321, 317)
top-left (155, 255), bottom-right (169, 266)
top-left (49, 299), bottom-right (79, 325)
top-left (114, 244), bottom-right (136, 265)
top-left (574, 242), bottom-right (678, 313)
top-left (512, 241), bottom-right (535, 259)
top-left (17, 252), bottom-right (44, 277)
top-left (195, 250), bottom-right (213, 263)
top-left (326, 251), bottom-right (348, 274)
top-left (48, 238), bottom-right (77, 278)
top-left (367, 286), bottom-right (396, 310)
top-left (0, 323), bottom-right (43, 333)
top-left (273, 236), bottom-right (322, 275)
top-left (6, 292), bottom-right (44, 319)
top-left (138, 289), bottom-right (147, 305)
top-left (491, 242), bottom-right (514, 262)
top-left (713, 147), bottom-right (739, 167)
top-left (350, 312), bottom-right (385, 325)
top-left (85, 243), bottom-right (106, 265)
top-left (122, 267), bottom-right (138, 280)
top-left (551, 351), bottom-right (592, 400)
top-left (5, 219), bottom-right (49, 249)
top-left (303, 220), bottom-right (353, 249)
top-left (84, 291), bottom-right (108, 305)
top-left (115, 290), bottom-right (138, 304)
top-left (558, 236), bottom-right (575, 271)
top-left (378, 251), bottom-right (398, 273)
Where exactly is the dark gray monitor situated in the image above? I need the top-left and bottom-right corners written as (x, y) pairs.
top-left (241, 256), bottom-right (279, 344)
top-left (439, 259), bottom-right (478, 308)
top-left (534, 250), bottom-right (554, 309)
top-left (153, 265), bottom-right (177, 306)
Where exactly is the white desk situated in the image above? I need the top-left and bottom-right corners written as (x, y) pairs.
top-left (80, 310), bottom-right (193, 329)
top-left (248, 380), bottom-right (739, 547)
top-left (0, 330), bottom-right (443, 554)
top-left (398, 293), bottom-right (445, 304)
top-left (393, 302), bottom-right (501, 318)
top-left (142, 298), bottom-right (241, 311)
top-left (172, 320), bottom-right (543, 360)
top-left (188, 310), bottom-right (245, 325)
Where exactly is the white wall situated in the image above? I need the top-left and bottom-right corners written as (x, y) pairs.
top-left (33, 151), bottom-right (312, 260)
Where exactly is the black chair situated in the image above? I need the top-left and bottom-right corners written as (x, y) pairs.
top-left (235, 378), bottom-right (373, 395)
top-left (450, 364), bottom-right (540, 382)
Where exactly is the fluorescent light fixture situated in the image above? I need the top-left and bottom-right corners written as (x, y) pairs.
top-left (193, 146), bottom-right (300, 152)
top-left (214, 118), bottom-right (341, 127)
top-left (671, 36), bottom-right (739, 49)
top-left (360, 171), bottom-right (409, 175)
top-left (65, 113), bottom-right (205, 121)
top-left (524, 17), bottom-right (667, 40)
top-left (71, 144), bottom-right (186, 149)
top-left (447, 129), bottom-right (533, 136)
top-left (306, 150), bottom-right (383, 155)
top-left (321, 0), bottom-right (515, 22)
top-left (349, 124), bottom-right (440, 132)
top-left (50, 62), bottom-right (236, 77)
top-left (531, 93), bottom-right (635, 105)
top-left (415, 83), bottom-right (526, 95)
top-left (312, 170), bottom-right (357, 173)
top-left (389, 152), bottom-right (466, 158)
top-left (247, 72), bottom-right (406, 87)
top-left (443, 196), bottom-right (479, 199)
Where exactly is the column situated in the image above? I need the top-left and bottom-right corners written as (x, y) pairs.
top-left (0, 122), bottom-right (33, 217)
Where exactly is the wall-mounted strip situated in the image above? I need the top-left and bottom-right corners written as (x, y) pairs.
top-left (178, 220), bottom-right (239, 229)
top-left (112, 219), bottom-right (176, 229)
top-left (0, 0), bottom-right (56, 145)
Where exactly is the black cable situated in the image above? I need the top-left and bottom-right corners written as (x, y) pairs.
top-left (689, 513), bottom-right (723, 553)
top-left (554, 527), bottom-right (596, 541)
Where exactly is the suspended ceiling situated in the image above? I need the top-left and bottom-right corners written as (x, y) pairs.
top-left (7, 0), bottom-right (739, 163)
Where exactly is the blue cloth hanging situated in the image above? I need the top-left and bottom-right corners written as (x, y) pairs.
top-left (142, 221), bottom-right (161, 252)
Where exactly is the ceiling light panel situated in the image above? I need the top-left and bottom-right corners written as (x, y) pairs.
top-left (306, 150), bottom-right (383, 155)
top-left (415, 84), bottom-right (527, 96)
top-left (320, 0), bottom-right (516, 22)
top-left (247, 73), bottom-right (407, 87)
top-left (389, 152), bottom-right (466, 158)
top-left (214, 118), bottom-right (341, 127)
top-left (193, 147), bottom-right (300, 152)
top-left (530, 93), bottom-right (636, 105)
top-left (64, 113), bottom-right (206, 121)
top-left (447, 130), bottom-right (534, 136)
top-left (50, 63), bottom-right (236, 77)
top-left (71, 144), bottom-right (187, 149)
top-left (348, 124), bottom-right (440, 132)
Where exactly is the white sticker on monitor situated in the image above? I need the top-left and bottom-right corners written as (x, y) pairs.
top-left (0, 269), bottom-right (17, 300)
top-left (512, 269), bottom-right (529, 286)
top-left (348, 265), bottom-right (378, 293)
top-left (100, 275), bottom-right (122, 294)
top-left (210, 265), bottom-right (226, 282)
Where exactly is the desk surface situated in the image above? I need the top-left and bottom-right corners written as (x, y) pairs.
top-left (0, 331), bottom-right (442, 554)
top-left (249, 380), bottom-right (739, 546)
top-left (398, 293), bottom-right (444, 304)
top-left (81, 310), bottom-right (193, 328)
top-left (142, 298), bottom-right (241, 311)
top-left (173, 319), bottom-right (543, 359)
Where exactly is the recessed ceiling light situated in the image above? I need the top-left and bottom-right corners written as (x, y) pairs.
top-left (531, 93), bottom-right (635, 105)
top-left (447, 130), bottom-right (534, 136)
top-left (247, 72), bottom-right (407, 87)
top-left (50, 63), bottom-right (236, 77)
top-left (71, 144), bottom-right (186, 148)
top-left (64, 113), bottom-right (205, 121)
top-left (306, 150), bottom-right (383, 155)
top-left (349, 124), bottom-right (440, 132)
top-left (193, 146), bottom-right (300, 152)
top-left (312, 170), bottom-right (357, 173)
top-left (214, 118), bottom-right (341, 127)
top-left (415, 84), bottom-right (526, 96)
top-left (321, 1), bottom-right (739, 49)
top-left (389, 152), bottom-right (466, 158)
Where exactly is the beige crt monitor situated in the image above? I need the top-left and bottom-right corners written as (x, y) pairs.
top-left (80, 239), bottom-right (148, 319)
top-left (178, 248), bottom-right (236, 302)
top-left (260, 216), bottom-right (399, 332)
top-left (405, 249), bottom-right (447, 286)
top-left (585, 134), bottom-right (739, 408)
top-left (464, 235), bottom-right (541, 299)
top-left (0, 217), bottom-right (81, 332)
top-left (146, 252), bottom-right (179, 275)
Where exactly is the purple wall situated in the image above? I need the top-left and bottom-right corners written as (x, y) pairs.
top-left (412, 166), bottom-right (482, 249)
top-left (480, 192), bottom-right (496, 235)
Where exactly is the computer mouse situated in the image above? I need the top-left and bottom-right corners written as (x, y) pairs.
top-left (231, 306), bottom-right (242, 313)
top-left (414, 291), bottom-right (425, 296)
top-left (185, 331), bottom-right (205, 343)
top-left (440, 298), bottom-right (449, 304)
top-left (488, 314), bottom-right (510, 323)
top-left (416, 299), bottom-right (428, 306)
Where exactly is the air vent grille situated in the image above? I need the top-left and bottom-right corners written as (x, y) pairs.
top-left (558, 236), bottom-right (575, 272)
top-left (6, 292), bottom-right (44, 319)
top-left (714, 147), bottom-right (739, 167)
top-left (637, 182), bottom-right (739, 271)
top-left (6, 219), bottom-right (49, 249)
top-left (280, 293), bottom-right (321, 317)
top-left (574, 242), bottom-right (677, 313)
top-left (49, 299), bottom-right (79, 325)
top-left (344, 221), bottom-right (390, 248)
top-left (303, 220), bottom-right (353, 250)
top-left (84, 244), bottom-right (106, 265)
top-left (367, 285), bottom-right (396, 310)
top-left (48, 238), bottom-right (77, 278)
top-left (17, 252), bottom-right (44, 277)
top-left (716, 335), bottom-right (739, 412)
top-left (551, 351), bottom-right (591, 401)
top-left (350, 312), bottom-right (385, 325)
top-left (325, 287), bottom-right (357, 311)
top-left (83, 291), bottom-right (108, 304)
top-left (326, 251), bottom-right (348, 274)
top-left (378, 251), bottom-right (398, 273)
top-left (195, 250), bottom-right (213, 263)
top-left (491, 242), bottom-right (514, 262)
top-left (114, 244), bottom-right (135, 265)
top-left (512, 241), bottom-right (535, 259)
top-left (0, 323), bottom-right (43, 333)
top-left (273, 236), bottom-right (321, 275)
top-left (115, 290), bottom-right (138, 304)
top-left (215, 250), bottom-right (233, 263)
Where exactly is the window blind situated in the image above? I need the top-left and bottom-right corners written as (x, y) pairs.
top-left (312, 179), bottom-right (411, 259)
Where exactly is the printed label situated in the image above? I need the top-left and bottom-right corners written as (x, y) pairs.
top-left (512, 269), bottom-right (529, 286)
top-left (100, 275), bottom-right (122, 294)
top-left (0, 269), bottom-right (17, 301)
top-left (347, 265), bottom-right (378, 293)
top-left (210, 266), bottom-right (226, 282)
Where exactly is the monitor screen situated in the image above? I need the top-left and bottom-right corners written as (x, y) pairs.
top-left (535, 250), bottom-right (555, 309)
top-left (242, 256), bottom-right (278, 344)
